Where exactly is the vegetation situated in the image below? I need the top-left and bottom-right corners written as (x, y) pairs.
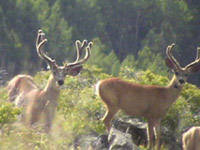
top-left (0, 65), bottom-right (200, 149)
top-left (0, 0), bottom-right (200, 85)
top-left (0, 0), bottom-right (200, 149)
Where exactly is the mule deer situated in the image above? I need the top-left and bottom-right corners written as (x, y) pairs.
top-left (7, 29), bottom-right (93, 132)
top-left (182, 126), bottom-right (200, 150)
top-left (96, 44), bottom-right (200, 149)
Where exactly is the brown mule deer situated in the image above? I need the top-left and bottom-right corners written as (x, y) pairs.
top-left (7, 29), bottom-right (93, 132)
top-left (96, 44), bottom-right (200, 149)
top-left (182, 126), bottom-right (200, 150)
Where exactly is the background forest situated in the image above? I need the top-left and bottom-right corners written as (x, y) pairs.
top-left (0, 0), bottom-right (200, 149)
top-left (0, 0), bottom-right (200, 84)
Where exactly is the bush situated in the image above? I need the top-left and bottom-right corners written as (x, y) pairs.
top-left (0, 65), bottom-right (200, 149)
top-left (0, 102), bottom-right (21, 129)
top-left (58, 65), bottom-right (110, 137)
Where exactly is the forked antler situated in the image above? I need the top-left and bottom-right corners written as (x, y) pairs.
top-left (75, 40), bottom-right (88, 62)
top-left (166, 43), bottom-right (200, 72)
top-left (184, 47), bottom-right (200, 72)
top-left (36, 29), bottom-right (92, 69)
top-left (66, 40), bottom-right (93, 68)
top-left (36, 30), bottom-right (56, 67)
top-left (195, 47), bottom-right (200, 60)
top-left (166, 43), bottom-right (182, 70)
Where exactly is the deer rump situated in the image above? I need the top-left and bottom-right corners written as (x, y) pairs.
top-left (7, 75), bottom-right (38, 107)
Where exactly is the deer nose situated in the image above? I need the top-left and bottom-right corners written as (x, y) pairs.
top-left (179, 79), bottom-right (185, 84)
top-left (58, 80), bottom-right (64, 86)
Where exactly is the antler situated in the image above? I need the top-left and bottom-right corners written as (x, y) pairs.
top-left (66, 40), bottom-right (93, 68)
top-left (36, 30), bottom-right (56, 67)
top-left (75, 40), bottom-right (88, 62)
top-left (166, 43), bottom-right (183, 70)
top-left (184, 47), bottom-right (200, 72)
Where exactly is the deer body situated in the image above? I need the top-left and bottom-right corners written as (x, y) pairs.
top-left (96, 44), bottom-right (200, 149)
top-left (98, 76), bottom-right (182, 119)
top-left (25, 74), bottom-right (60, 129)
top-left (7, 30), bottom-right (93, 132)
top-left (7, 75), bottom-right (38, 107)
top-left (97, 76), bottom-right (182, 149)
top-left (182, 126), bottom-right (200, 150)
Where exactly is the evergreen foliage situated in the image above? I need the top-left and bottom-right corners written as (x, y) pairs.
top-left (0, 1), bottom-right (200, 149)
top-left (0, 0), bottom-right (199, 85)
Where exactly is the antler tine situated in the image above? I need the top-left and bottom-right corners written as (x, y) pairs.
top-left (67, 41), bottom-right (93, 67)
top-left (184, 47), bottom-right (200, 72)
top-left (77, 41), bottom-right (92, 64)
top-left (36, 30), bottom-right (56, 65)
top-left (195, 47), bottom-right (200, 60)
top-left (166, 43), bottom-right (182, 70)
top-left (75, 40), bottom-right (88, 62)
top-left (36, 29), bottom-right (42, 47)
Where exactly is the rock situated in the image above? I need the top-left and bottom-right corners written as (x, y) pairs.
top-left (71, 128), bottom-right (139, 150)
top-left (70, 117), bottom-right (182, 150)
top-left (108, 127), bottom-right (139, 150)
top-left (160, 126), bottom-right (182, 150)
top-left (112, 118), bottom-right (147, 146)
top-left (70, 132), bottom-right (99, 150)
top-left (113, 118), bottom-right (182, 150)
top-left (90, 134), bottom-right (109, 150)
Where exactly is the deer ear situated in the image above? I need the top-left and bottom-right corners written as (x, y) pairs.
top-left (165, 58), bottom-right (175, 69)
top-left (68, 66), bottom-right (83, 76)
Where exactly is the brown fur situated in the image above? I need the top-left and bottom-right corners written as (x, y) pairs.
top-left (7, 74), bottom-right (59, 132)
top-left (96, 44), bottom-right (200, 149)
top-left (182, 127), bottom-right (200, 150)
top-left (96, 76), bottom-right (183, 149)
top-left (7, 75), bottom-right (38, 103)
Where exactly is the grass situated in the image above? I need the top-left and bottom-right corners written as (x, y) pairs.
top-left (0, 66), bottom-right (200, 149)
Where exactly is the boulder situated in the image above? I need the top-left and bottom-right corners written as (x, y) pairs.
top-left (112, 118), bottom-right (147, 146)
top-left (90, 134), bottom-right (109, 150)
top-left (113, 118), bottom-right (182, 150)
top-left (108, 127), bottom-right (139, 150)
top-left (71, 117), bottom-right (182, 150)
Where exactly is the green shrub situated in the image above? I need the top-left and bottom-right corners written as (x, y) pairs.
top-left (182, 83), bottom-right (200, 113)
top-left (0, 66), bottom-right (200, 149)
top-left (0, 102), bottom-right (21, 129)
top-left (119, 66), bottom-right (136, 79)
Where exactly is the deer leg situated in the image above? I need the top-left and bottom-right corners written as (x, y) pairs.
top-left (27, 110), bottom-right (41, 129)
top-left (154, 120), bottom-right (161, 150)
top-left (147, 120), bottom-right (155, 149)
top-left (26, 102), bottom-right (43, 128)
top-left (31, 108), bottom-right (42, 124)
top-left (44, 113), bottom-right (52, 133)
top-left (44, 106), bottom-right (55, 133)
top-left (101, 106), bottom-right (119, 131)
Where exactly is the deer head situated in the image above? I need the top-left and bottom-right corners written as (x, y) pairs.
top-left (165, 43), bottom-right (200, 85)
top-left (36, 29), bottom-right (92, 86)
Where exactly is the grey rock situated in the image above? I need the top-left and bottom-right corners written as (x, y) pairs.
top-left (70, 117), bottom-right (182, 150)
top-left (91, 134), bottom-right (109, 150)
top-left (71, 132), bottom-right (99, 150)
top-left (113, 118), bottom-right (182, 150)
top-left (108, 127), bottom-right (139, 150)
top-left (113, 118), bottom-right (147, 146)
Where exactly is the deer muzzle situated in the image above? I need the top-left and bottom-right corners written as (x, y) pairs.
top-left (57, 80), bottom-right (64, 86)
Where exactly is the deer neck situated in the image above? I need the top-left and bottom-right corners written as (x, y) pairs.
top-left (43, 74), bottom-right (60, 100)
top-left (167, 75), bottom-right (184, 102)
